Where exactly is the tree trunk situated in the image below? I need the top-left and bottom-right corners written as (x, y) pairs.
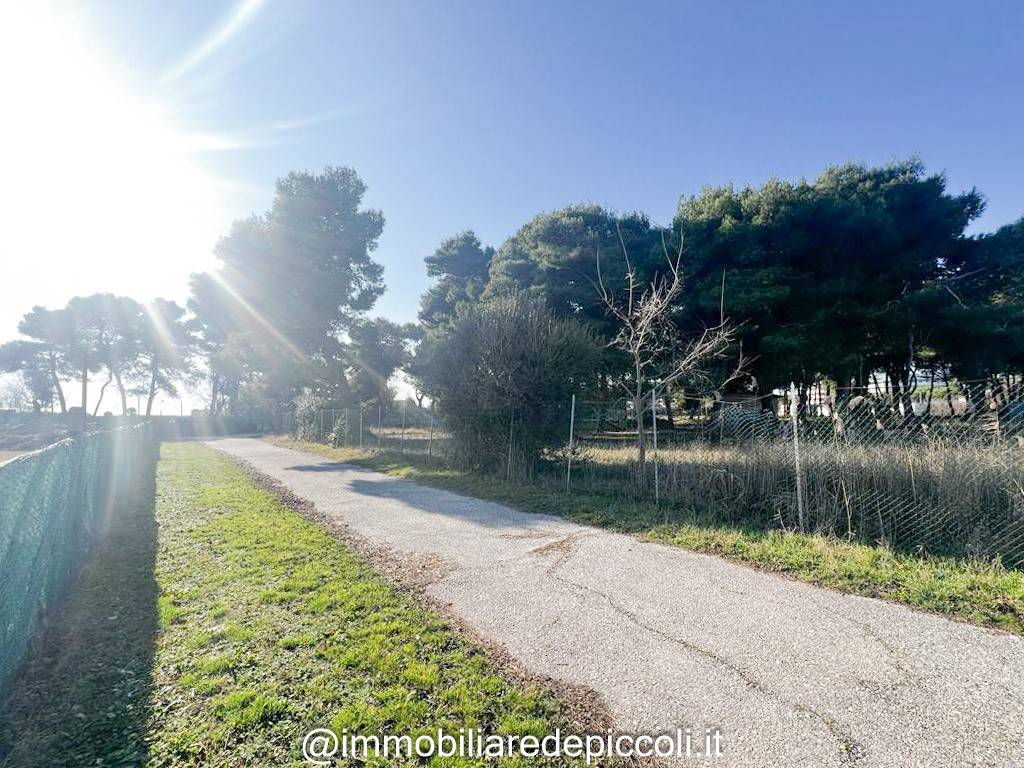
top-left (146, 354), bottom-right (159, 416)
top-left (210, 372), bottom-right (221, 416)
top-left (634, 393), bottom-right (646, 468)
top-left (663, 394), bottom-right (675, 429)
top-left (80, 358), bottom-right (88, 432)
top-left (48, 353), bottom-right (67, 414)
top-left (93, 372), bottom-right (113, 416)
top-left (942, 369), bottom-right (956, 416)
top-left (924, 367), bottom-right (936, 416)
top-left (113, 368), bottom-right (128, 415)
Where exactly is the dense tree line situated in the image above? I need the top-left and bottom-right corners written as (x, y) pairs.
top-left (414, 159), bottom-right (1023, 463)
top-left (3, 159), bottom-right (1020, 459)
top-left (184, 167), bottom-right (414, 425)
top-left (0, 295), bottom-right (194, 417)
top-left (1, 167), bottom-right (412, 425)
top-left (418, 160), bottom-right (1022, 407)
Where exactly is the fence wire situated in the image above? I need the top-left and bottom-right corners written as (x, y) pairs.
top-left (294, 400), bottom-right (441, 459)
top-left (295, 381), bottom-right (1024, 568)
top-left (566, 383), bottom-right (1024, 566)
top-left (0, 423), bottom-right (159, 693)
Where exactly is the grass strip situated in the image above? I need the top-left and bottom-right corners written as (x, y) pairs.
top-left (269, 438), bottom-right (1024, 635)
top-left (2, 443), bottom-right (587, 767)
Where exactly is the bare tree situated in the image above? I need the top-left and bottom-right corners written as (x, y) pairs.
top-left (0, 374), bottom-right (33, 412)
top-left (597, 224), bottom-right (743, 467)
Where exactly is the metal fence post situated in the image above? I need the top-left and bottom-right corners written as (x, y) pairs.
top-left (506, 408), bottom-right (514, 482)
top-left (359, 408), bottom-right (364, 449)
top-left (651, 388), bottom-right (659, 506)
top-left (427, 403), bottom-right (434, 462)
top-left (790, 382), bottom-right (805, 533)
top-left (566, 393), bottom-right (576, 492)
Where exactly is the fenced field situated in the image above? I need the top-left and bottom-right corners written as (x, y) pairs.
top-left (296, 383), bottom-right (1024, 569)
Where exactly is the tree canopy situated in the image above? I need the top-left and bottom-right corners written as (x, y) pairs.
top-left (678, 159), bottom-right (986, 395)
top-left (2, 158), bottom-right (1020, 432)
top-left (414, 159), bottom-right (1009, 408)
top-left (188, 166), bottom-right (388, 411)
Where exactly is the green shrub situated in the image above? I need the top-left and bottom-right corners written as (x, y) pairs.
top-left (420, 294), bottom-right (598, 469)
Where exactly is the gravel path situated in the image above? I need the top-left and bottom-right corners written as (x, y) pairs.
top-left (209, 438), bottom-right (1023, 767)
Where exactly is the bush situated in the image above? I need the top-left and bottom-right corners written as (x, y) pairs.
top-left (327, 413), bottom-right (351, 447)
top-left (420, 294), bottom-right (598, 469)
top-left (293, 389), bottom-right (325, 442)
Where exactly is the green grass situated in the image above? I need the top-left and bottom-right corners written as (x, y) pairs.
top-left (270, 438), bottom-right (1024, 635)
top-left (1, 443), bottom-right (587, 767)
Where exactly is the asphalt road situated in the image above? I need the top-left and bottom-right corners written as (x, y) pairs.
top-left (209, 438), bottom-right (1024, 767)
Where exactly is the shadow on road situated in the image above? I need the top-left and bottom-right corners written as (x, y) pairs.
top-left (280, 460), bottom-right (555, 532)
top-left (285, 462), bottom-right (355, 472)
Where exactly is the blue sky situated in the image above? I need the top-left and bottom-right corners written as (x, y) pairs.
top-left (3, 0), bottom-right (1022, 344)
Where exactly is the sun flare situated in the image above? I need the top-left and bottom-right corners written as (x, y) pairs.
top-left (0, 2), bottom-right (226, 306)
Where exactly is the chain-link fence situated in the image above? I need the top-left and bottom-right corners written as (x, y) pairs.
top-left (563, 381), bottom-right (1024, 566)
top-left (0, 423), bottom-right (159, 694)
top-left (288, 379), bottom-right (1024, 568)
top-left (290, 400), bottom-right (444, 460)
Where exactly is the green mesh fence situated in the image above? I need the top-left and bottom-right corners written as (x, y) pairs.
top-left (0, 424), bottom-right (158, 694)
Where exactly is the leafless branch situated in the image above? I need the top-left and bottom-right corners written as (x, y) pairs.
top-left (596, 219), bottom-right (747, 463)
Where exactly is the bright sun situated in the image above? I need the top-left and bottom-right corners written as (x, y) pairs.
top-left (0, 2), bottom-right (227, 316)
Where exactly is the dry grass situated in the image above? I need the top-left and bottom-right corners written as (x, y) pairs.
top-left (572, 438), bottom-right (1024, 566)
top-left (268, 437), bottom-right (1024, 634)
